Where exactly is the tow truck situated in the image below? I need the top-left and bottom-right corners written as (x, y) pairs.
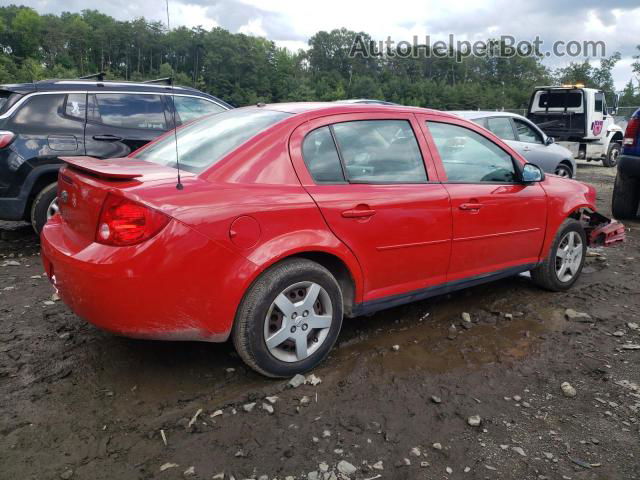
top-left (526, 84), bottom-right (624, 167)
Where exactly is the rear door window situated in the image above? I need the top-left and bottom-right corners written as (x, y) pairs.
top-left (94, 94), bottom-right (167, 130)
top-left (330, 120), bottom-right (427, 183)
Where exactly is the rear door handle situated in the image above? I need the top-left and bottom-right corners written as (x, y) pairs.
top-left (341, 209), bottom-right (376, 218)
top-left (459, 203), bottom-right (484, 211)
top-left (92, 134), bottom-right (123, 142)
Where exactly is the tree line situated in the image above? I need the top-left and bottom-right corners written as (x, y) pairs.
top-left (1, 5), bottom-right (639, 109)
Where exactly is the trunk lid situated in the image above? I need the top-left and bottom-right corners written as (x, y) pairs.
top-left (57, 156), bottom-right (192, 247)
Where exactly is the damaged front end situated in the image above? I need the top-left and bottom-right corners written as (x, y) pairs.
top-left (581, 211), bottom-right (626, 247)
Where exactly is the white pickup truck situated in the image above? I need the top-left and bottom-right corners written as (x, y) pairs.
top-left (526, 85), bottom-right (624, 167)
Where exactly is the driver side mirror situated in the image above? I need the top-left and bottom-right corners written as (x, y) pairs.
top-left (545, 136), bottom-right (555, 146)
top-left (522, 163), bottom-right (545, 183)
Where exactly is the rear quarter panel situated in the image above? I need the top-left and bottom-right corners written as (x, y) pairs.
top-left (124, 119), bottom-right (365, 313)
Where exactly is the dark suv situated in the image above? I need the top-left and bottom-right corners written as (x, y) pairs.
top-left (0, 78), bottom-right (231, 232)
top-left (612, 109), bottom-right (640, 219)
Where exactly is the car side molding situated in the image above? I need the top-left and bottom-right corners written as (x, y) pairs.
top-left (351, 263), bottom-right (538, 317)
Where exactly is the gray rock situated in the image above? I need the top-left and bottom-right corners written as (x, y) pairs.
top-left (561, 382), bottom-right (577, 397)
top-left (265, 396), bottom-right (279, 404)
top-left (467, 415), bottom-right (481, 427)
top-left (431, 395), bottom-right (442, 404)
top-left (307, 374), bottom-right (322, 386)
top-left (372, 461), bottom-right (384, 470)
top-left (289, 374), bottom-right (306, 388)
top-left (262, 403), bottom-right (274, 414)
top-left (461, 312), bottom-right (472, 323)
top-left (307, 471), bottom-right (320, 480)
top-left (183, 466), bottom-right (195, 476)
top-left (513, 395), bottom-right (522, 402)
top-left (432, 442), bottom-right (442, 450)
top-left (243, 402), bottom-right (256, 412)
top-left (446, 466), bottom-right (453, 474)
top-left (318, 462), bottom-right (329, 472)
top-left (337, 460), bottom-right (357, 476)
top-left (2, 260), bottom-right (21, 267)
top-left (60, 470), bottom-right (74, 479)
top-left (392, 344), bottom-right (400, 351)
top-left (512, 446), bottom-right (526, 457)
top-left (613, 330), bottom-right (625, 337)
top-left (410, 446), bottom-right (421, 456)
top-left (565, 308), bottom-right (592, 322)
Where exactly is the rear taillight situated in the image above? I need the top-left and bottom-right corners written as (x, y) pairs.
top-left (623, 117), bottom-right (639, 147)
top-left (0, 130), bottom-right (15, 149)
top-left (96, 194), bottom-right (170, 246)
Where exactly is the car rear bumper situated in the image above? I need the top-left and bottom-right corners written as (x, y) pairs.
top-left (40, 215), bottom-right (258, 342)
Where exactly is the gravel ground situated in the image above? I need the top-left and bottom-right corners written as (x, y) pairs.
top-left (1, 162), bottom-right (639, 480)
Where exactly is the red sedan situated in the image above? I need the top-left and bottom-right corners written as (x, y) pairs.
top-left (41, 103), bottom-right (623, 377)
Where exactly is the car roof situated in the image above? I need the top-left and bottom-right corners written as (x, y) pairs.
top-left (0, 79), bottom-right (232, 107)
top-left (448, 110), bottom-right (527, 120)
top-left (259, 102), bottom-right (453, 118)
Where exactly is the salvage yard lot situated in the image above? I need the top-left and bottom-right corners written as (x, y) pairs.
top-left (1, 163), bottom-right (639, 480)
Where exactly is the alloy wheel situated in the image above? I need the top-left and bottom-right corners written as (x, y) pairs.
top-left (555, 165), bottom-right (572, 178)
top-left (263, 281), bottom-right (333, 362)
top-left (555, 231), bottom-right (583, 282)
top-left (47, 198), bottom-right (59, 219)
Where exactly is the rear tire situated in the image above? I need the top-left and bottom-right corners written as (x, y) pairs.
top-left (530, 218), bottom-right (586, 292)
top-left (603, 143), bottom-right (621, 167)
top-left (30, 182), bottom-right (58, 234)
top-left (611, 170), bottom-right (640, 219)
top-left (232, 258), bottom-right (343, 378)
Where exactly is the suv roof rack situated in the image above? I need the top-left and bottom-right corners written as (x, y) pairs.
top-left (78, 72), bottom-right (106, 81)
top-left (143, 77), bottom-right (172, 85)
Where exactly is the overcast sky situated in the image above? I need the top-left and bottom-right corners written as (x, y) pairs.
top-left (7, 0), bottom-right (640, 89)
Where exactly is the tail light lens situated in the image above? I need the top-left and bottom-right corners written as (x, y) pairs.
top-left (623, 116), bottom-right (639, 147)
top-left (0, 130), bottom-right (15, 149)
top-left (96, 194), bottom-right (170, 246)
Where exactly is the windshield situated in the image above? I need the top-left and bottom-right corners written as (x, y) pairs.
top-left (135, 108), bottom-right (292, 173)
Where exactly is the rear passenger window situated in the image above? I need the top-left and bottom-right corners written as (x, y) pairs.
top-left (332, 120), bottom-right (427, 183)
top-left (426, 121), bottom-right (517, 183)
top-left (302, 127), bottom-right (345, 183)
top-left (95, 94), bottom-right (166, 130)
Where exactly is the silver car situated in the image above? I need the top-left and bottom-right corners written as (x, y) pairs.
top-left (449, 111), bottom-right (576, 178)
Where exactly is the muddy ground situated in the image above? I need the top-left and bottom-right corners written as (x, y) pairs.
top-left (1, 162), bottom-right (639, 480)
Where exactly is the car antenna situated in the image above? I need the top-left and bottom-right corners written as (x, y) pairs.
top-left (166, 0), bottom-right (183, 190)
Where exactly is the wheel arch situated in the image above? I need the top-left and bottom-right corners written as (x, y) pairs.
top-left (22, 164), bottom-right (61, 221)
top-left (242, 244), bottom-right (363, 318)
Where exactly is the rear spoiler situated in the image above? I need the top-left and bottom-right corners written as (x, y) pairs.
top-left (60, 156), bottom-right (144, 180)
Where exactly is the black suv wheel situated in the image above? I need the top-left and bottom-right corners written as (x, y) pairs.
top-left (30, 183), bottom-right (58, 234)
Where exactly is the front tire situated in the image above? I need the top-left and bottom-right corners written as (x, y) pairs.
top-left (530, 219), bottom-right (586, 292)
top-left (603, 143), bottom-right (621, 167)
top-left (554, 163), bottom-right (573, 178)
top-left (30, 182), bottom-right (59, 234)
top-left (612, 170), bottom-right (640, 219)
top-left (232, 258), bottom-right (343, 378)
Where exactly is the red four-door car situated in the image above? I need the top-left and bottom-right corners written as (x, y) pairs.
top-left (40, 103), bottom-right (623, 377)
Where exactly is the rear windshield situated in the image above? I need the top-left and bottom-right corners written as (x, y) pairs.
top-left (538, 91), bottom-right (583, 109)
top-left (135, 108), bottom-right (291, 173)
